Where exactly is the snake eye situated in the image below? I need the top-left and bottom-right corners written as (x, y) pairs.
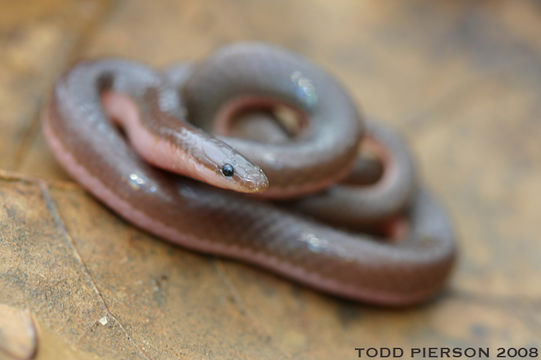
top-left (221, 163), bottom-right (235, 177)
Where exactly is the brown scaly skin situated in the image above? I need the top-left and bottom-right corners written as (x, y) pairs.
top-left (42, 42), bottom-right (456, 306)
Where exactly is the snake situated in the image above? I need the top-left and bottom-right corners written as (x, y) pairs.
top-left (42, 42), bottom-right (456, 306)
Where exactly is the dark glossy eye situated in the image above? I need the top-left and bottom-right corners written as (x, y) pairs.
top-left (221, 163), bottom-right (234, 177)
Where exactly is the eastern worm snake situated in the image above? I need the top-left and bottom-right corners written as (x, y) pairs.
top-left (43, 43), bottom-right (456, 306)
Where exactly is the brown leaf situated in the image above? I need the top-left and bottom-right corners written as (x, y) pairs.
top-left (0, 304), bottom-right (37, 360)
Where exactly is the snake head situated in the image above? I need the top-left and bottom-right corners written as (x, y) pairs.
top-left (101, 91), bottom-right (269, 193)
top-left (178, 129), bottom-right (270, 194)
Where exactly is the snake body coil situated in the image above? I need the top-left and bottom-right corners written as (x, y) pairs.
top-left (43, 43), bottom-right (456, 306)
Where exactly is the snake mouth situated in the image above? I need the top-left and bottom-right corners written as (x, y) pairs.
top-left (211, 162), bottom-right (269, 193)
top-left (190, 164), bottom-right (269, 194)
top-left (192, 134), bottom-right (270, 194)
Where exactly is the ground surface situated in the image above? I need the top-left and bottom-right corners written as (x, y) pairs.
top-left (1, 1), bottom-right (540, 359)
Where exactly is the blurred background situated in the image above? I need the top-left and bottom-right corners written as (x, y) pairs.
top-left (0, 0), bottom-right (540, 359)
